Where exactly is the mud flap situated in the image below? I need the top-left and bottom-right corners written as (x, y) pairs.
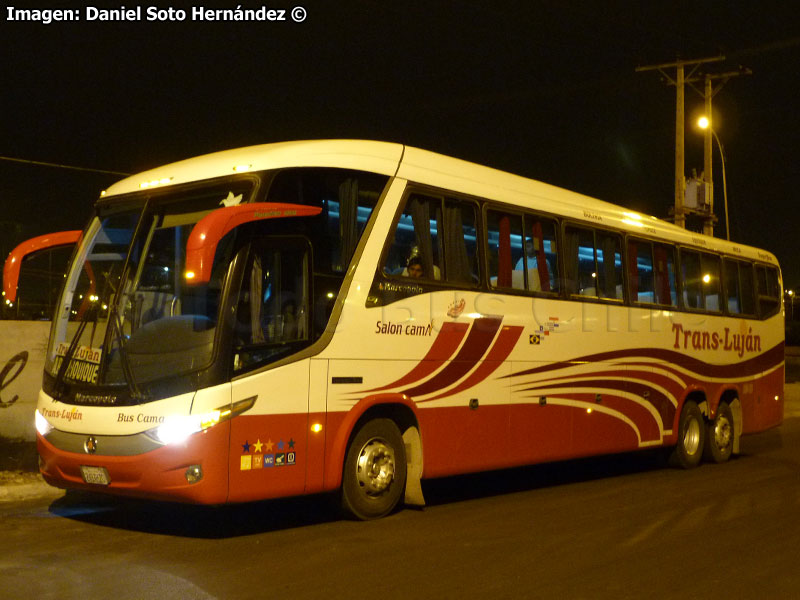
top-left (403, 426), bottom-right (425, 508)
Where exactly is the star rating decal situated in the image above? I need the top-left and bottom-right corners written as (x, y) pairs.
top-left (238, 434), bottom-right (297, 470)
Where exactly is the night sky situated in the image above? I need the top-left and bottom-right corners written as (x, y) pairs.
top-left (2, 1), bottom-right (799, 286)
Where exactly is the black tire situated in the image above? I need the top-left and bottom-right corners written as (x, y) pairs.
top-left (341, 418), bottom-right (407, 520)
top-left (703, 401), bottom-right (734, 463)
top-left (668, 400), bottom-right (706, 469)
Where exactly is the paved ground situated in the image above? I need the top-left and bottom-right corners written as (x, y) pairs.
top-left (3, 387), bottom-right (800, 600)
top-left (783, 381), bottom-right (800, 416)
top-left (787, 346), bottom-right (800, 381)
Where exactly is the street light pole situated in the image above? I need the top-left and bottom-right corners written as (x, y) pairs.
top-left (702, 76), bottom-right (714, 236)
top-left (698, 116), bottom-right (730, 240)
top-left (711, 127), bottom-right (730, 241)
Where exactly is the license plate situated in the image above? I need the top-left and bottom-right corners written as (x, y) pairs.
top-left (80, 466), bottom-right (111, 486)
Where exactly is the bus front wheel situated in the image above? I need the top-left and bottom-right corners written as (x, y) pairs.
top-left (341, 418), bottom-right (407, 520)
top-left (668, 400), bottom-right (706, 469)
top-left (703, 401), bottom-right (734, 463)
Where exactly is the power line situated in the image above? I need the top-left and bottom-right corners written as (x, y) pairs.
top-left (0, 155), bottom-right (130, 177)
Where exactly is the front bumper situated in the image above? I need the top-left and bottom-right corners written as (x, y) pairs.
top-left (37, 422), bottom-right (230, 504)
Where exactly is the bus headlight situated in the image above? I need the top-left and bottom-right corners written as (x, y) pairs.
top-left (148, 411), bottom-right (221, 445)
top-left (144, 396), bottom-right (256, 446)
top-left (35, 410), bottom-right (54, 437)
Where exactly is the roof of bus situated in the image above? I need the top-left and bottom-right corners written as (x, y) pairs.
top-left (101, 139), bottom-right (778, 266)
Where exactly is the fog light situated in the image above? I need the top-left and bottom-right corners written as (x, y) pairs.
top-left (185, 465), bottom-right (203, 484)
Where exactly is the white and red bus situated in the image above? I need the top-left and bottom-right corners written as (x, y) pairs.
top-left (31, 140), bottom-right (784, 519)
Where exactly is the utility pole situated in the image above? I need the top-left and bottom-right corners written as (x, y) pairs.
top-left (703, 74), bottom-right (714, 235)
top-left (693, 68), bottom-right (751, 235)
top-left (636, 55), bottom-right (724, 230)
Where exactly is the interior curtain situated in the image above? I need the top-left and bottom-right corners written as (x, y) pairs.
top-left (563, 228), bottom-right (579, 295)
top-left (409, 196), bottom-right (435, 277)
top-left (600, 235), bottom-right (618, 298)
top-left (628, 241), bottom-right (640, 299)
top-left (297, 252), bottom-right (308, 339)
top-left (444, 202), bottom-right (470, 282)
top-left (498, 215), bottom-right (511, 287)
top-left (338, 178), bottom-right (359, 271)
top-left (530, 220), bottom-right (551, 292)
top-left (249, 254), bottom-right (265, 343)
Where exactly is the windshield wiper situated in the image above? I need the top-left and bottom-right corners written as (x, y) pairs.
top-left (52, 270), bottom-right (125, 399)
top-left (52, 305), bottom-right (96, 398)
top-left (107, 298), bottom-right (146, 402)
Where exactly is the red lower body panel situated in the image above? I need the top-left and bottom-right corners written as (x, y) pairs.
top-left (38, 423), bottom-right (230, 504)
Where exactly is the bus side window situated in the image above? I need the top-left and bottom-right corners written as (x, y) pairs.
top-left (596, 231), bottom-right (623, 300)
top-left (653, 243), bottom-right (677, 306)
top-left (631, 241), bottom-right (677, 307)
top-left (724, 259), bottom-right (742, 314)
top-left (523, 215), bottom-right (559, 293)
top-left (487, 210), bottom-right (525, 290)
top-left (564, 226), bottom-right (596, 296)
top-left (444, 200), bottom-right (479, 285)
top-left (681, 250), bottom-right (702, 309)
top-left (486, 210), bottom-right (559, 294)
top-left (384, 194), bottom-right (443, 280)
top-left (701, 253), bottom-right (722, 312)
top-left (233, 242), bottom-right (309, 372)
top-left (383, 194), bottom-right (479, 286)
top-left (739, 262), bottom-right (756, 315)
top-left (724, 259), bottom-right (756, 316)
top-left (756, 264), bottom-right (781, 318)
top-left (265, 168), bottom-right (386, 274)
top-left (564, 226), bottom-right (620, 299)
top-left (628, 240), bottom-right (655, 303)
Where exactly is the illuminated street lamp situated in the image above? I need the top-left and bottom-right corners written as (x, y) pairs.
top-left (697, 115), bottom-right (730, 240)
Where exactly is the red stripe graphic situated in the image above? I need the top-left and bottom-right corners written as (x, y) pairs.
top-left (512, 367), bottom-right (678, 426)
top-left (363, 321), bottom-right (469, 392)
top-left (623, 362), bottom-right (688, 386)
top-left (420, 325), bottom-right (524, 402)
top-left (527, 390), bottom-right (663, 443)
top-left (401, 317), bottom-right (503, 397)
top-left (504, 343), bottom-right (784, 381)
top-left (520, 377), bottom-right (674, 438)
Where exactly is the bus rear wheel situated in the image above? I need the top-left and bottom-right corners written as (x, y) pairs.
top-left (668, 400), bottom-right (706, 469)
top-left (341, 418), bottom-right (407, 520)
top-left (703, 401), bottom-right (734, 463)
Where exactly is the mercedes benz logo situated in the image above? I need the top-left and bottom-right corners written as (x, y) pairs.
top-left (84, 436), bottom-right (98, 454)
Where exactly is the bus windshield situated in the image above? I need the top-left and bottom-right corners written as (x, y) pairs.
top-left (45, 182), bottom-right (250, 390)
top-left (44, 167), bottom-right (389, 395)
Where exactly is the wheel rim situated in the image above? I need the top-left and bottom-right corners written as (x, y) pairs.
top-left (713, 414), bottom-right (732, 451)
top-left (355, 437), bottom-right (396, 497)
top-left (684, 418), bottom-right (702, 455)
